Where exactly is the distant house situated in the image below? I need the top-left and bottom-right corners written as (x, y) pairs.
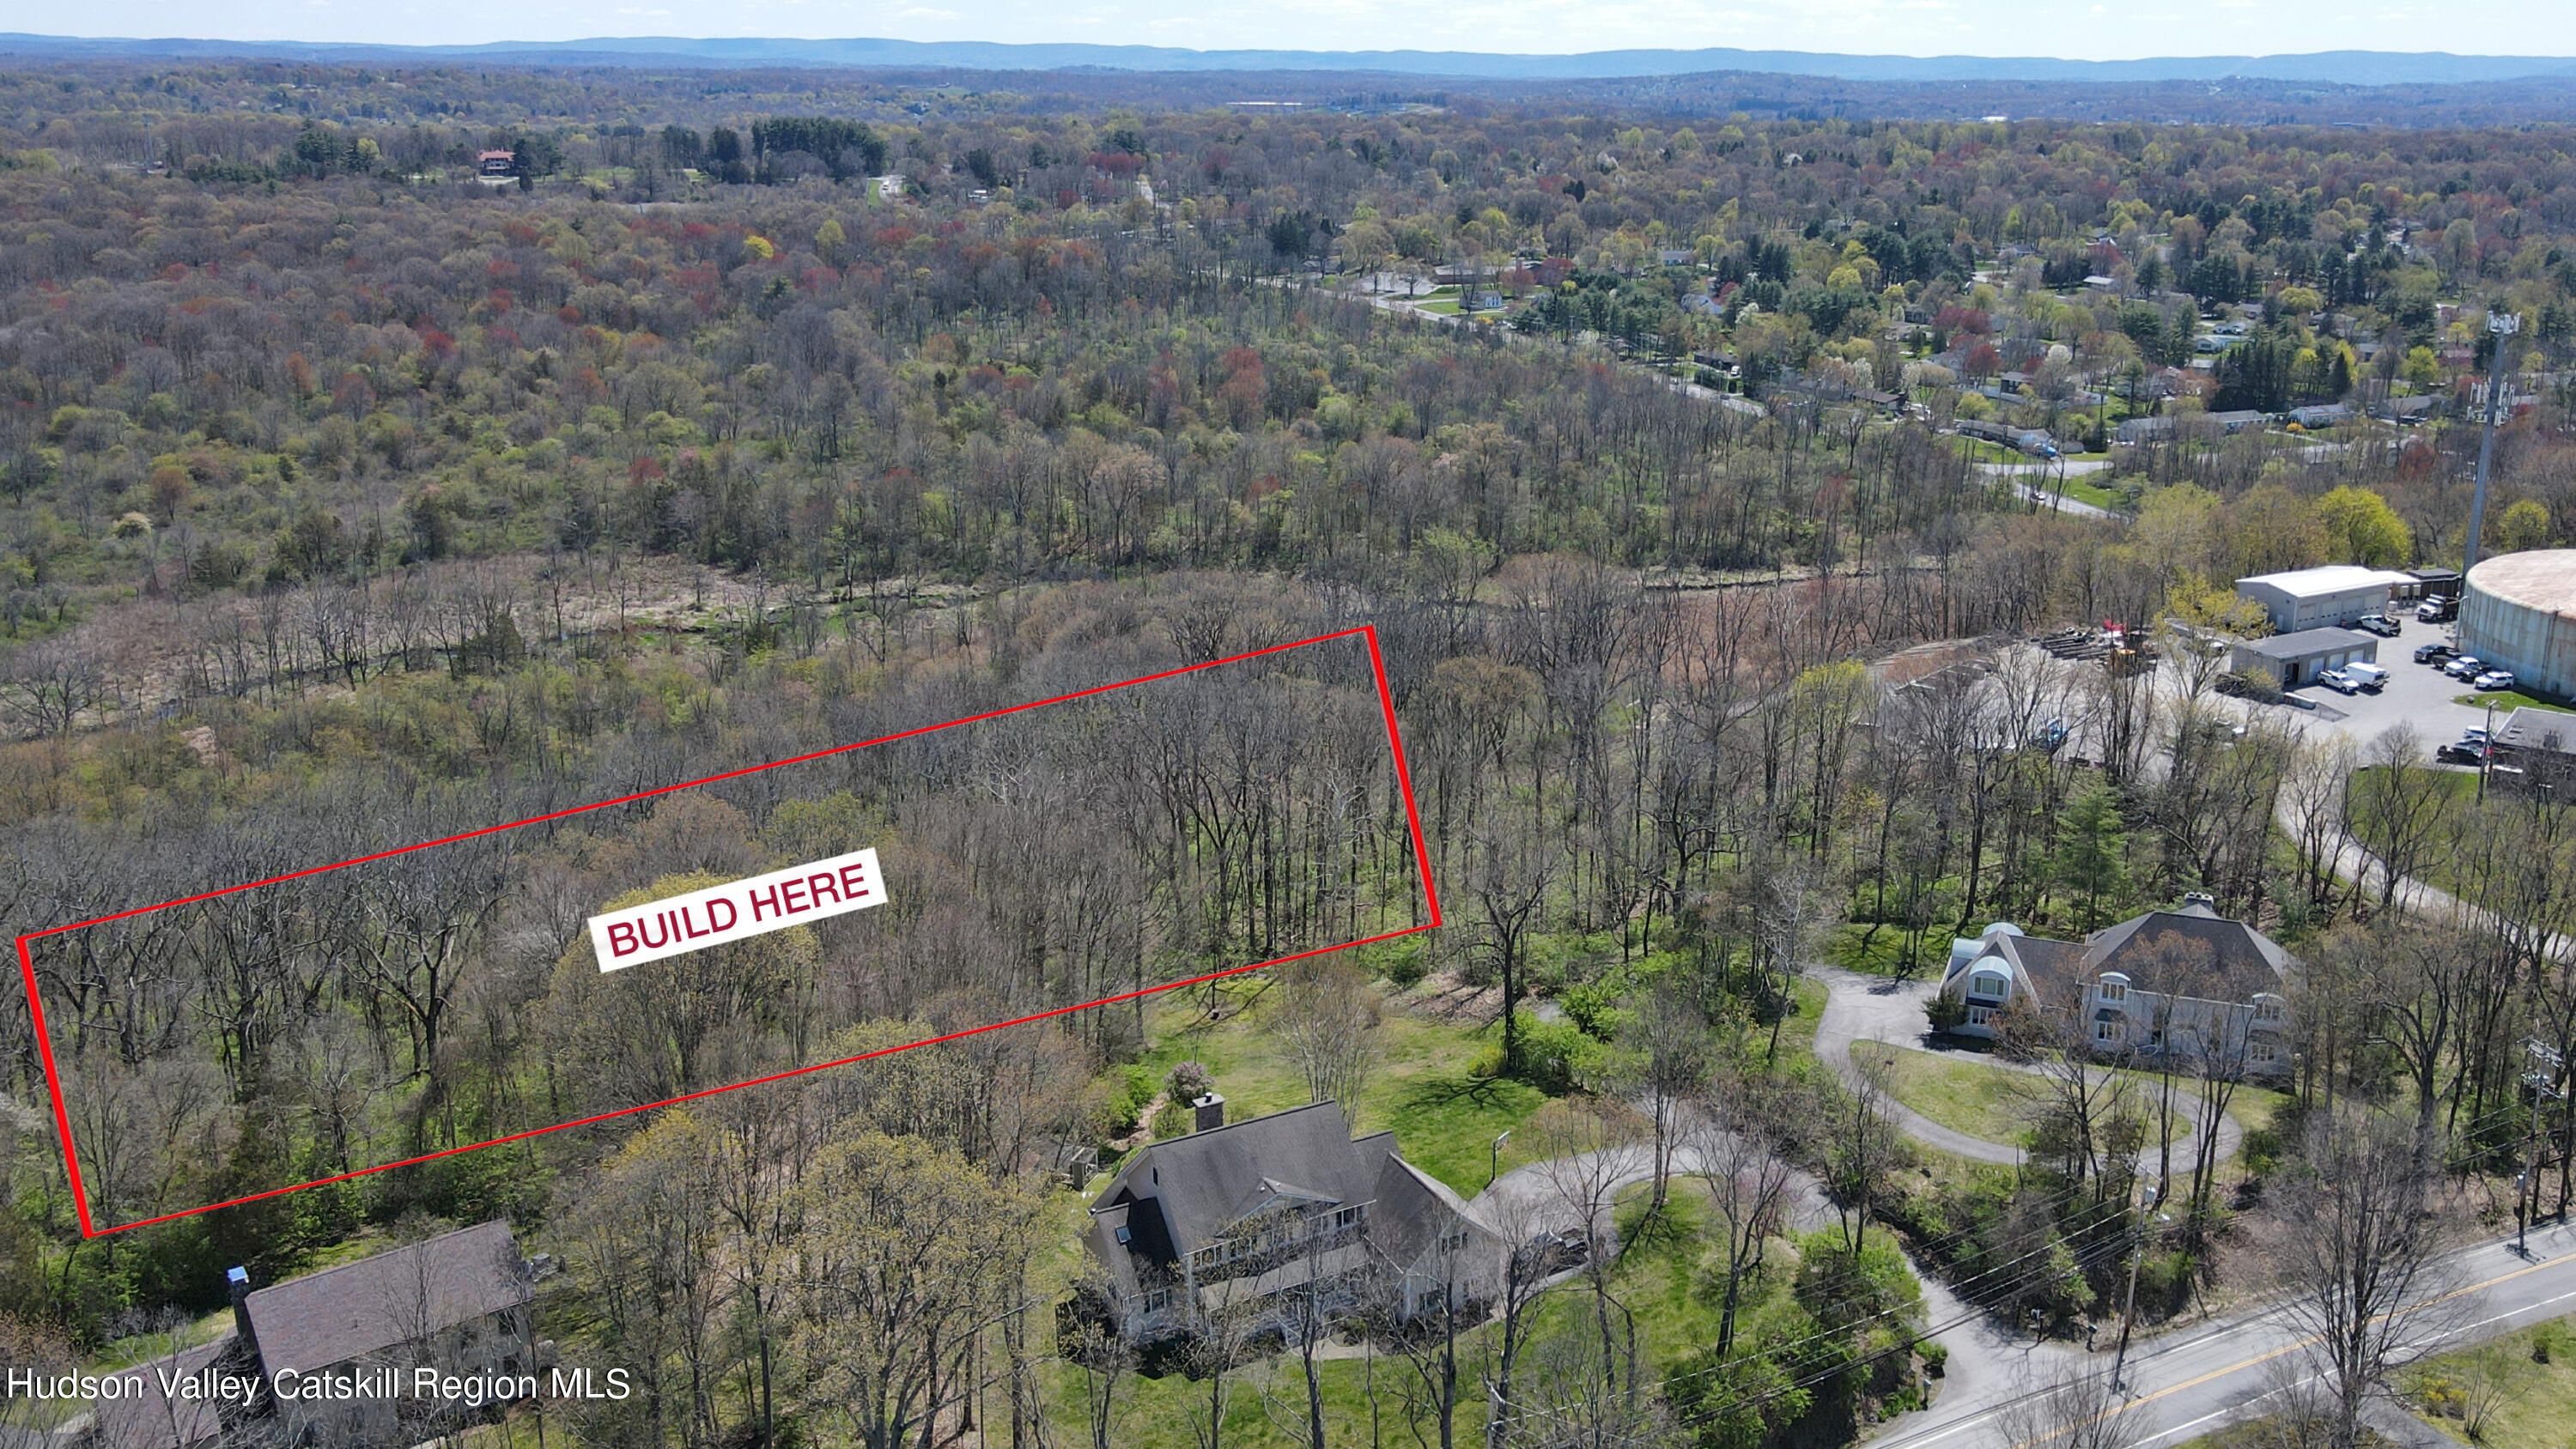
top-left (2287, 403), bottom-right (2354, 428)
top-left (2115, 415), bottom-right (2177, 446)
top-left (1936, 896), bottom-right (2293, 1075)
top-left (475, 149), bottom-right (515, 179)
top-left (2375, 394), bottom-right (2440, 423)
top-left (1083, 1100), bottom-right (1503, 1343)
top-left (2208, 409), bottom-right (2271, 433)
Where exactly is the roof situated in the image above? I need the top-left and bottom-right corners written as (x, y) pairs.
top-left (1365, 1154), bottom-right (1485, 1268)
top-left (95, 1337), bottom-right (230, 1449)
top-left (2235, 566), bottom-right (2416, 599)
top-left (2238, 626), bottom-right (2375, 660)
top-left (1090, 1102), bottom-right (1394, 1264)
top-left (2084, 901), bottom-right (2292, 994)
top-left (2498, 707), bottom-right (2576, 756)
top-left (1955, 930), bottom-right (2084, 1005)
top-left (242, 1220), bottom-right (527, 1375)
top-left (2468, 550), bottom-right (2576, 618)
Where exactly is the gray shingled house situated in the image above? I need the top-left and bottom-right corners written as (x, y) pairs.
top-left (95, 1221), bottom-right (534, 1449)
top-left (1935, 895), bottom-right (2293, 1076)
top-left (1084, 1100), bottom-right (1502, 1343)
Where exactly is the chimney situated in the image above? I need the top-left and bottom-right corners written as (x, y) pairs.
top-left (226, 1266), bottom-right (255, 1346)
top-left (1192, 1093), bottom-right (1226, 1132)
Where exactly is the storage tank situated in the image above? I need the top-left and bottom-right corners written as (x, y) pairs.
top-left (2460, 549), bottom-right (2576, 700)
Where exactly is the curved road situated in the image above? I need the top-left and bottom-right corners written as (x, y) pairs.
top-left (1809, 967), bottom-right (2244, 1170)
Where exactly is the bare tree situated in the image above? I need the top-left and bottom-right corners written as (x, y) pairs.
top-left (1995, 1362), bottom-right (2149, 1449)
top-left (1271, 955), bottom-right (1382, 1125)
top-left (1686, 1080), bottom-right (1801, 1355)
top-left (2255, 1106), bottom-right (2470, 1449)
top-left (2344, 725), bottom-right (2455, 912)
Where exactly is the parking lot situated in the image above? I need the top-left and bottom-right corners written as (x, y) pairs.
top-left (2273, 615), bottom-right (2500, 762)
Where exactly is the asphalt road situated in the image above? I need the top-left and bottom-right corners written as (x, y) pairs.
top-left (1871, 1217), bottom-right (2576, 1449)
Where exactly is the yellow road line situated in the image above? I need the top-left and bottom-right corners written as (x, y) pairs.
top-left (1990, 1246), bottom-right (2576, 1449)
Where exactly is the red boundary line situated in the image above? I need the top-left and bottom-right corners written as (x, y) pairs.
top-left (20, 626), bottom-right (1444, 1237)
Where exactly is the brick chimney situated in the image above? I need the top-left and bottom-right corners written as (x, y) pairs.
top-left (1192, 1092), bottom-right (1226, 1132)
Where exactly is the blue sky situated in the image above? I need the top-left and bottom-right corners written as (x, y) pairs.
top-left (16, 0), bottom-right (2576, 61)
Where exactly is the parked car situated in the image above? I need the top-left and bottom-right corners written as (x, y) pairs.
top-left (2445, 655), bottom-right (2486, 680)
top-left (2464, 726), bottom-right (2491, 743)
top-left (2437, 742), bottom-right (2488, 765)
top-left (2415, 642), bottom-right (2456, 664)
top-left (2476, 670), bottom-right (2518, 691)
top-left (2320, 669), bottom-right (2360, 694)
top-left (2346, 662), bottom-right (2391, 690)
top-left (2357, 614), bottom-right (2401, 637)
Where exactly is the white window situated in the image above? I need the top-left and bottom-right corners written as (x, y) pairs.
top-left (1971, 973), bottom-right (2008, 998)
top-left (1334, 1206), bottom-right (1363, 1231)
top-left (2254, 997), bottom-right (2285, 1023)
top-left (2098, 975), bottom-right (2129, 1003)
top-left (1966, 1004), bottom-right (1996, 1028)
top-left (2251, 1040), bottom-right (2280, 1065)
top-left (1440, 1228), bottom-right (1468, 1253)
top-left (2095, 1018), bottom-right (2122, 1045)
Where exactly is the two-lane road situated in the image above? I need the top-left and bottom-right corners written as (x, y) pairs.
top-left (1874, 1218), bottom-right (2576, 1449)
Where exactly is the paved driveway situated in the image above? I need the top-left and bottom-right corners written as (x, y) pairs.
top-left (1809, 968), bottom-right (2241, 1170)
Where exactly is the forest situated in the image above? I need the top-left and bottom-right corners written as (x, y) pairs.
top-left (2, 53), bottom-right (2576, 1449)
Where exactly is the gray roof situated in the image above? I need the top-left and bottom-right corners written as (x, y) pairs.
top-left (2084, 901), bottom-right (2292, 995)
top-left (2239, 627), bottom-right (2374, 661)
top-left (2498, 707), bottom-right (2576, 756)
top-left (1365, 1154), bottom-right (1485, 1269)
top-left (1091, 1103), bottom-right (1394, 1265)
top-left (243, 1220), bottom-right (527, 1375)
top-left (94, 1337), bottom-right (230, 1449)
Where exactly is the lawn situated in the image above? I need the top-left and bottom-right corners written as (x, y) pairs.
top-left (1851, 1040), bottom-right (2037, 1143)
top-left (1850, 1042), bottom-right (2233, 1146)
top-left (2057, 475), bottom-right (2124, 511)
top-left (2453, 689), bottom-right (2574, 715)
top-left (1131, 973), bottom-right (1551, 1197)
top-left (2397, 1313), bottom-right (2576, 1449)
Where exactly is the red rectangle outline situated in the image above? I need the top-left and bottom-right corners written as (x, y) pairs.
top-left (16, 625), bottom-right (1443, 1237)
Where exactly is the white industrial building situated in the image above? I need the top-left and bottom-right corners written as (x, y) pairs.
top-left (2234, 566), bottom-right (2417, 632)
top-left (2461, 550), bottom-right (2576, 701)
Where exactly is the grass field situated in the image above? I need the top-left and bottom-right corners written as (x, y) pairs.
top-left (1852, 1040), bottom-right (2038, 1143)
top-left (2398, 1313), bottom-right (2576, 1449)
top-left (1131, 973), bottom-right (1551, 1197)
top-left (2453, 689), bottom-right (2574, 715)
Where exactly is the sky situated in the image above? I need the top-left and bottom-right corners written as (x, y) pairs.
top-left (13, 0), bottom-right (2576, 61)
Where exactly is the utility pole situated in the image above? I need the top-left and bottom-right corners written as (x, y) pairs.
top-left (2465, 311), bottom-right (2520, 579)
top-left (2481, 695), bottom-right (2499, 805)
top-left (2524, 1040), bottom-right (2564, 1257)
top-left (2111, 1171), bottom-right (2162, 1392)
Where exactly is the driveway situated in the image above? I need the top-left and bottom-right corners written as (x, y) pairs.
top-left (1975, 458), bottom-right (2123, 520)
top-left (1809, 968), bottom-right (2242, 1169)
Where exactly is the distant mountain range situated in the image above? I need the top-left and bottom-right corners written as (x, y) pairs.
top-left (6, 33), bottom-right (2576, 87)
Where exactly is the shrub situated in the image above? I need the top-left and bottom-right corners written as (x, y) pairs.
top-left (1164, 1059), bottom-right (1213, 1103)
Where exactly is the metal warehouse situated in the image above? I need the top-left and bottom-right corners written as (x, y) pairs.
top-left (2461, 550), bottom-right (2576, 701)
top-left (2230, 627), bottom-right (2379, 688)
top-left (2233, 566), bottom-right (2417, 632)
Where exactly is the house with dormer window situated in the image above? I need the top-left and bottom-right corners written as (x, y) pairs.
top-left (1936, 894), bottom-right (2293, 1077)
top-left (1081, 1100), bottom-right (1502, 1343)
